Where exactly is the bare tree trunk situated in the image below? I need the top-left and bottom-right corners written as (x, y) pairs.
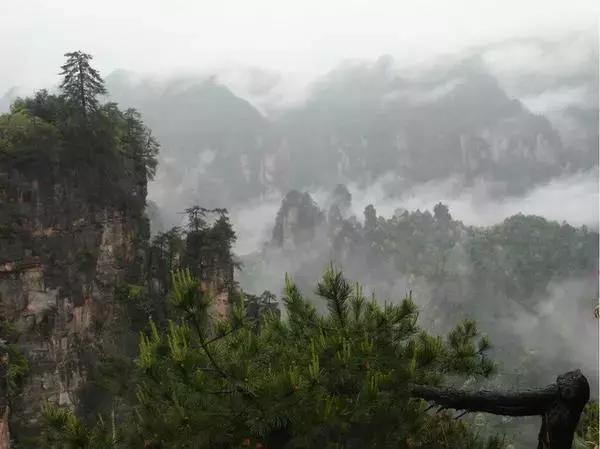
top-left (411, 370), bottom-right (590, 449)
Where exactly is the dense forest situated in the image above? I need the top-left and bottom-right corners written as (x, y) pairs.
top-left (239, 186), bottom-right (599, 445)
top-left (0, 50), bottom-right (598, 449)
top-left (242, 186), bottom-right (598, 311)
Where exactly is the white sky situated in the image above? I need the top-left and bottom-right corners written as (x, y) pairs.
top-left (1, 0), bottom-right (599, 93)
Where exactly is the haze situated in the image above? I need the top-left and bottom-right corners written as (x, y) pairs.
top-left (1, 2), bottom-right (599, 446)
top-left (1, 0), bottom-right (598, 94)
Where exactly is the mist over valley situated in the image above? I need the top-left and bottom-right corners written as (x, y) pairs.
top-left (0, 4), bottom-right (598, 447)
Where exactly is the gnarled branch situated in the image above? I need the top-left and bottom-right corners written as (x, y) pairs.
top-left (411, 370), bottom-right (590, 449)
top-left (411, 383), bottom-right (557, 416)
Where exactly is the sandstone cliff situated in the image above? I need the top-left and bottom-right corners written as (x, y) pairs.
top-left (0, 164), bottom-right (148, 444)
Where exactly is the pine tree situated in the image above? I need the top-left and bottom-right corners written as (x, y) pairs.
top-left (38, 267), bottom-right (501, 449)
top-left (180, 207), bottom-right (236, 281)
top-left (59, 51), bottom-right (107, 118)
top-left (122, 108), bottom-right (159, 184)
top-left (148, 227), bottom-right (184, 296)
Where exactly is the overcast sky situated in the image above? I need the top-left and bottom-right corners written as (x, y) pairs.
top-left (1, 0), bottom-right (598, 93)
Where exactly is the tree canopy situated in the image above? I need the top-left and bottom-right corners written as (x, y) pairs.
top-left (0, 52), bottom-right (159, 211)
top-left (59, 50), bottom-right (107, 118)
top-left (39, 266), bottom-right (503, 449)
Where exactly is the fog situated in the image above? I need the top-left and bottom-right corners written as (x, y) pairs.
top-left (128, 29), bottom-right (597, 257)
top-left (2, 2), bottom-right (599, 444)
top-left (1, 0), bottom-right (598, 94)
top-left (348, 169), bottom-right (600, 229)
top-left (224, 168), bottom-right (598, 256)
top-left (3, 0), bottom-right (599, 384)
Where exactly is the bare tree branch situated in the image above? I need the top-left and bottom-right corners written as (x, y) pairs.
top-left (411, 370), bottom-right (590, 449)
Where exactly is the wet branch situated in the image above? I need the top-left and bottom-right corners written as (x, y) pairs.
top-left (411, 384), bottom-right (557, 416)
top-left (410, 370), bottom-right (590, 449)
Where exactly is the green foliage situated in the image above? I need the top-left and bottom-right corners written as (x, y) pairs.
top-left (254, 192), bottom-right (599, 447)
top-left (468, 214), bottom-right (598, 299)
top-left (59, 51), bottom-right (107, 117)
top-left (0, 52), bottom-right (159, 212)
top-left (121, 108), bottom-right (159, 182)
top-left (114, 284), bottom-right (145, 302)
top-left (0, 107), bottom-right (61, 164)
top-left (169, 268), bottom-right (207, 314)
top-left (446, 320), bottom-right (495, 377)
top-left (318, 197), bottom-right (599, 294)
top-left (1, 320), bottom-right (30, 402)
top-left (182, 207), bottom-right (237, 281)
top-left (40, 267), bottom-right (502, 449)
top-left (148, 226), bottom-right (185, 295)
top-left (244, 290), bottom-right (279, 328)
top-left (316, 264), bottom-right (352, 326)
top-left (147, 209), bottom-right (237, 305)
top-left (6, 346), bottom-right (29, 398)
top-left (574, 401), bottom-right (599, 449)
top-left (39, 402), bottom-right (118, 449)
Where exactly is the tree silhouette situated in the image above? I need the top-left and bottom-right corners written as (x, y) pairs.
top-left (59, 51), bottom-right (106, 118)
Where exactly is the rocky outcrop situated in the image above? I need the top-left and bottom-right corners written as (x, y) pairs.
top-left (0, 166), bottom-right (148, 442)
top-left (271, 191), bottom-right (324, 250)
top-left (200, 265), bottom-right (235, 320)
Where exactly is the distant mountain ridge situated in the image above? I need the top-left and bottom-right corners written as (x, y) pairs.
top-left (98, 33), bottom-right (599, 233)
top-left (103, 53), bottom-right (597, 227)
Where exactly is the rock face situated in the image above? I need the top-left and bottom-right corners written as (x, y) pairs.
top-left (201, 266), bottom-right (235, 320)
top-left (0, 166), bottom-right (148, 441)
top-left (272, 191), bottom-right (324, 250)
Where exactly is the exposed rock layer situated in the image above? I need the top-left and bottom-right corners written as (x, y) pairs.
top-left (0, 165), bottom-right (147, 441)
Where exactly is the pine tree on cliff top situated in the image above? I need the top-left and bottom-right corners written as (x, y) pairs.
top-left (59, 50), bottom-right (107, 118)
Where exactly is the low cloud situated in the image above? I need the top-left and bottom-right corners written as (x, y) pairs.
top-left (502, 277), bottom-right (599, 391)
top-left (520, 85), bottom-right (593, 113)
top-left (231, 195), bottom-right (282, 255)
top-left (348, 169), bottom-right (599, 230)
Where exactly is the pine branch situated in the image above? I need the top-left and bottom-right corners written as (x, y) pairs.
top-left (205, 326), bottom-right (241, 345)
top-left (187, 312), bottom-right (230, 382)
top-left (187, 311), bottom-right (257, 400)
